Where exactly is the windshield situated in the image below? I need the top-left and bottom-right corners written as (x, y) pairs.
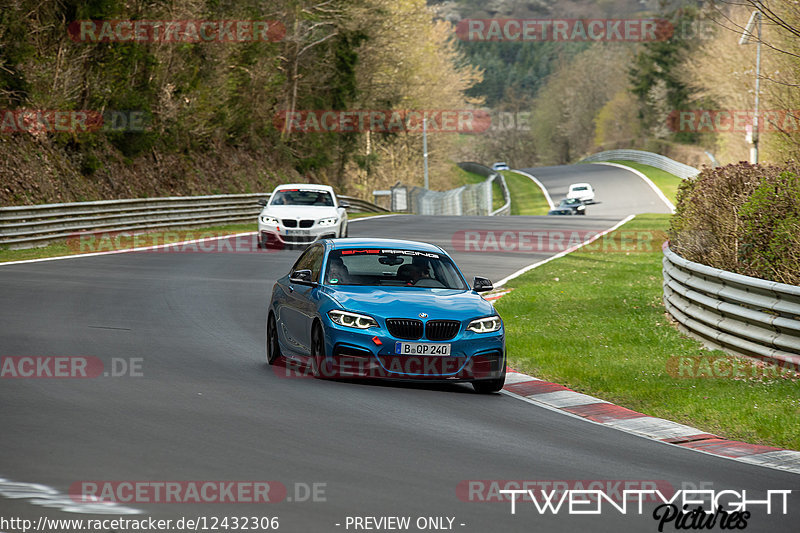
top-left (270, 189), bottom-right (334, 207)
top-left (325, 248), bottom-right (467, 289)
top-left (571, 186), bottom-right (588, 191)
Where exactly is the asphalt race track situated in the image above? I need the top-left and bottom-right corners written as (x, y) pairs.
top-left (1, 164), bottom-right (797, 532)
top-left (520, 163), bottom-right (674, 215)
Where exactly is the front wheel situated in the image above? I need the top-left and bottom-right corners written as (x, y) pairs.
top-left (310, 322), bottom-right (329, 379)
top-left (472, 367), bottom-right (506, 394)
top-left (266, 314), bottom-right (281, 365)
top-left (473, 378), bottom-right (505, 394)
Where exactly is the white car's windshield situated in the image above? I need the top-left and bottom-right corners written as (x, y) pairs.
top-left (271, 189), bottom-right (334, 207)
top-left (325, 249), bottom-right (467, 289)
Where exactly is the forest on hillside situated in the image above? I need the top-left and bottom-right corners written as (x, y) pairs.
top-left (0, 0), bottom-right (798, 205)
top-left (438, 0), bottom-right (800, 168)
top-left (0, 0), bottom-right (480, 205)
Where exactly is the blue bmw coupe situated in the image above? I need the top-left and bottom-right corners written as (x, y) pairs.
top-left (266, 238), bottom-right (506, 393)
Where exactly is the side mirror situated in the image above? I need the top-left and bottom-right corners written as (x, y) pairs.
top-left (290, 269), bottom-right (314, 285)
top-left (257, 199), bottom-right (268, 207)
top-left (473, 276), bottom-right (493, 293)
top-left (339, 200), bottom-right (350, 209)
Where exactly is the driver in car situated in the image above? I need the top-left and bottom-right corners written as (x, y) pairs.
top-left (327, 256), bottom-right (351, 284)
top-left (397, 263), bottom-right (428, 285)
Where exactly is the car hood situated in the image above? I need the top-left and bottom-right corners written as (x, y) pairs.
top-left (261, 206), bottom-right (340, 219)
top-left (324, 285), bottom-right (496, 321)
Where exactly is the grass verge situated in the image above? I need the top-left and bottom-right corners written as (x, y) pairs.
top-left (604, 160), bottom-right (684, 205)
top-left (502, 170), bottom-right (550, 215)
top-left (0, 212), bottom-right (395, 264)
top-left (496, 213), bottom-right (800, 450)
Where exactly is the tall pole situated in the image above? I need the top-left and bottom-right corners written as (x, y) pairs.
top-left (752, 11), bottom-right (761, 164)
top-left (423, 117), bottom-right (429, 189)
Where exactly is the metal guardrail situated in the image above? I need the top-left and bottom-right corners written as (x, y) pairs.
top-left (0, 193), bottom-right (388, 249)
top-left (662, 242), bottom-right (800, 370)
top-left (582, 149), bottom-right (701, 179)
top-left (388, 162), bottom-right (510, 216)
top-left (458, 162), bottom-right (511, 216)
top-left (489, 175), bottom-right (511, 216)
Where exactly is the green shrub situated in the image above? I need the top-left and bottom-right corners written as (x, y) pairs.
top-left (80, 152), bottom-right (102, 176)
top-left (738, 171), bottom-right (800, 284)
top-left (669, 162), bottom-right (800, 285)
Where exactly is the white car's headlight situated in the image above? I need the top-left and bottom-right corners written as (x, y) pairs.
top-left (318, 217), bottom-right (338, 227)
top-left (328, 310), bottom-right (377, 329)
top-left (467, 315), bottom-right (502, 333)
top-left (260, 216), bottom-right (278, 225)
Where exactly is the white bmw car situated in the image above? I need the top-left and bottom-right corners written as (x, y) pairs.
top-left (257, 184), bottom-right (349, 248)
top-left (566, 182), bottom-right (595, 203)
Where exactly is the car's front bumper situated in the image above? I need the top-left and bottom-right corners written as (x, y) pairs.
top-left (318, 318), bottom-right (506, 382)
top-left (258, 226), bottom-right (338, 247)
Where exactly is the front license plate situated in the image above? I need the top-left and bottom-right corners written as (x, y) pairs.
top-left (395, 342), bottom-right (451, 356)
top-left (286, 229), bottom-right (310, 235)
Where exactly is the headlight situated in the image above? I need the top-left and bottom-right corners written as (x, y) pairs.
top-left (260, 216), bottom-right (278, 225)
top-left (318, 217), bottom-right (338, 227)
top-left (328, 310), bottom-right (377, 329)
top-left (467, 315), bottom-right (502, 333)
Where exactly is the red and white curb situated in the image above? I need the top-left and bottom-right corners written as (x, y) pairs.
top-left (483, 289), bottom-right (513, 301)
top-left (501, 370), bottom-right (800, 475)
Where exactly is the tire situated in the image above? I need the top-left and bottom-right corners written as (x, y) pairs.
top-left (310, 322), bottom-right (328, 379)
top-left (344, 222), bottom-right (349, 238)
top-left (472, 367), bottom-right (506, 394)
top-left (267, 314), bottom-right (282, 365)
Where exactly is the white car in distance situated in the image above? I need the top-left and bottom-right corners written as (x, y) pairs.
top-left (566, 183), bottom-right (595, 203)
top-left (257, 184), bottom-right (349, 248)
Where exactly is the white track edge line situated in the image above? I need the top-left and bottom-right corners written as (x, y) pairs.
top-left (590, 162), bottom-right (676, 213)
top-left (494, 214), bottom-right (635, 288)
top-left (349, 214), bottom-right (399, 222)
